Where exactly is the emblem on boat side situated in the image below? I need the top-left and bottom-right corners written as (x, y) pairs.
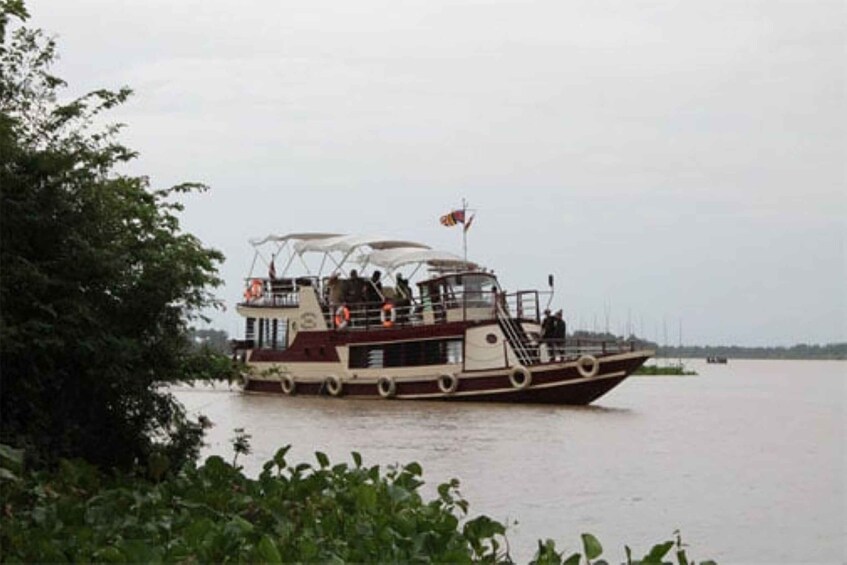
top-left (300, 312), bottom-right (318, 330)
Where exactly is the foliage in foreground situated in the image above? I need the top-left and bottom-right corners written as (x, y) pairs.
top-left (0, 0), bottom-right (223, 470)
top-left (1, 444), bottom-right (714, 564)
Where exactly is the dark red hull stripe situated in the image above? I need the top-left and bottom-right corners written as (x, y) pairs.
top-left (247, 322), bottom-right (484, 363)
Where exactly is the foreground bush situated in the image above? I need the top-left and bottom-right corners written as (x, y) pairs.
top-left (1, 444), bottom-right (714, 564)
top-left (1, 0), bottom-right (224, 471)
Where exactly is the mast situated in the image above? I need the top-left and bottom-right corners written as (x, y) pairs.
top-left (462, 197), bottom-right (468, 265)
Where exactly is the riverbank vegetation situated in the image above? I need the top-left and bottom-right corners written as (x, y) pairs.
top-left (1, 441), bottom-right (714, 564)
top-left (657, 342), bottom-right (846, 361)
top-left (0, 4), bottom-right (714, 562)
top-left (635, 364), bottom-right (697, 376)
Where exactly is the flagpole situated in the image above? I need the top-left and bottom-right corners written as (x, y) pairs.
top-left (462, 198), bottom-right (468, 265)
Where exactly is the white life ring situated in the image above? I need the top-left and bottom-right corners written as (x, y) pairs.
top-left (280, 374), bottom-right (296, 395)
top-left (377, 376), bottom-right (396, 398)
top-left (437, 373), bottom-right (459, 394)
top-left (325, 375), bottom-right (343, 396)
top-left (509, 365), bottom-right (532, 389)
top-left (334, 305), bottom-right (350, 329)
top-left (576, 354), bottom-right (599, 378)
top-left (379, 303), bottom-right (397, 328)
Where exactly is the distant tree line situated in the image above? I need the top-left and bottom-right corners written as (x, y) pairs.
top-left (189, 328), bottom-right (231, 354)
top-left (568, 332), bottom-right (845, 360)
top-left (656, 343), bottom-right (846, 360)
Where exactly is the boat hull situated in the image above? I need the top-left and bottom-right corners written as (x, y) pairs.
top-left (242, 350), bottom-right (650, 405)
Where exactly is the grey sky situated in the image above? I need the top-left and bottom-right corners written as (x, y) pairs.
top-left (31, 0), bottom-right (845, 346)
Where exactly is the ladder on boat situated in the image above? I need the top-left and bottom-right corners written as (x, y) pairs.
top-left (496, 303), bottom-right (538, 366)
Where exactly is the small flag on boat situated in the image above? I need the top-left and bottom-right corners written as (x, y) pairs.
top-left (463, 213), bottom-right (475, 233)
top-left (268, 259), bottom-right (276, 279)
top-left (440, 210), bottom-right (466, 227)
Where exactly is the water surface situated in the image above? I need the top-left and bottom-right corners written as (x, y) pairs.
top-left (175, 359), bottom-right (846, 564)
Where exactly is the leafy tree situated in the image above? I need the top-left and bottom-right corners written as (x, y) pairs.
top-left (0, 0), bottom-right (224, 471)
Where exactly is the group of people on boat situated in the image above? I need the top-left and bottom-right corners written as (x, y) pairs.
top-left (541, 309), bottom-right (567, 361)
top-left (323, 269), bottom-right (414, 328)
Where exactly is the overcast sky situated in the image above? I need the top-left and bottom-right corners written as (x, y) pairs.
top-left (30, 0), bottom-right (845, 346)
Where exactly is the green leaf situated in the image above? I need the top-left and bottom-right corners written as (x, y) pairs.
top-left (92, 546), bottom-right (125, 562)
top-left (227, 515), bottom-right (254, 535)
top-left (315, 451), bottom-right (329, 468)
top-left (256, 535), bottom-right (282, 564)
top-left (404, 462), bottom-right (422, 476)
top-left (118, 540), bottom-right (161, 563)
top-left (351, 451), bottom-right (362, 468)
top-left (645, 540), bottom-right (674, 562)
top-left (272, 446), bottom-right (290, 469)
top-left (563, 552), bottom-right (581, 565)
top-left (0, 444), bottom-right (24, 473)
top-left (581, 532), bottom-right (603, 560)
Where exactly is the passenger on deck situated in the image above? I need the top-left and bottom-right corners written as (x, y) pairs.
top-left (327, 273), bottom-right (343, 310)
top-left (365, 270), bottom-right (383, 304)
top-left (541, 309), bottom-right (555, 360)
top-left (395, 274), bottom-right (413, 323)
top-left (345, 270), bottom-right (365, 325)
top-left (345, 270), bottom-right (364, 304)
top-left (552, 309), bottom-right (567, 360)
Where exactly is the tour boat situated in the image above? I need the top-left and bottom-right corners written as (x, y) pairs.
top-left (232, 233), bottom-right (653, 404)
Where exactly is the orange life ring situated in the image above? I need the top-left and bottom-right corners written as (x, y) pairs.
top-left (334, 305), bottom-right (351, 329)
top-left (380, 302), bottom-right (396, 328)
top-left (249, 278), bottom-right (264, 299)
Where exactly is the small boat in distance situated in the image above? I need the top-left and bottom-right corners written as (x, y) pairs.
top-left (231, 233), bottom-right (654, 405)
top-left (706, 356), bottom-right (728, 364)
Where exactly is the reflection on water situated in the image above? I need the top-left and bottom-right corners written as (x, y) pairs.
top-left (174, 360), bottom-right (846, 564)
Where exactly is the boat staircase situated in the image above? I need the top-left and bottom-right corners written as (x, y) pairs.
top-left (496, 304), bottom-right (539, 366)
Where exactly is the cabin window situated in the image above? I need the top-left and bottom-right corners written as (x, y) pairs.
top-left (245, 317), bottom-right (256, 341)
top-left (258, 318), bottom-right (267, 348)
top-left (446, 274), bottom-right (498, 308)
top-left (447, 340), bottom-right (463, 364)
top-left (348, 339), bottom-right (463, 369)
top-left (257, 318), bottom-right (288, 350)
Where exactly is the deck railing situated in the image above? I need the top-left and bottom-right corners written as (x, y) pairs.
top-left (238, 278), bottom-right (636, 360)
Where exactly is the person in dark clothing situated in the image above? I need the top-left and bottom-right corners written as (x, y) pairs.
top-left (345, 270), bottom-right (364, 304)
top-left (365, 270), bottom-right (383, 304)
top-left (395, 274), bottom-right (413, 323)
top-left (552, 309), bottom-right (567, 360)
top-left (344, 270), bottom-right (365, 325)
top-left (396, 274), bottom-right (412, 302)
top-left (541, 309), bottom-right (556, 361)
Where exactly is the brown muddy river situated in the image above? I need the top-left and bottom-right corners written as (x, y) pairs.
top-left (174, 359), bottom-right (846, 564)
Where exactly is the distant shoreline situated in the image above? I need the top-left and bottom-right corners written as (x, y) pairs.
top-left (569, 332), bottom-right (845, 361)
top-left (654, 344), bottom-right (846, 361)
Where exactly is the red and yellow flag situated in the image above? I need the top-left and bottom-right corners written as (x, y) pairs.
top-left (439, 210), bottom-right (466, 227)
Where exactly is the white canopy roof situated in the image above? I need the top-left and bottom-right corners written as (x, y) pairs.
top-left (363, 247), bottom-right (478, 271)
top-left (294, 234), bottom-right (430, 255)
top-left (249, 233), bottom-right (342, 247)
